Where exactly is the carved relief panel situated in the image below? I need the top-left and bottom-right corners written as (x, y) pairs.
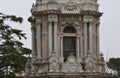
top-left (59, 15), bottom-right (81, 33)
top-left (60, 15), bottom-right (80, 24)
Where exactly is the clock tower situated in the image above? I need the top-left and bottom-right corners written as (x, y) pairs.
top-left (26, 0), bottom-right (111, 78)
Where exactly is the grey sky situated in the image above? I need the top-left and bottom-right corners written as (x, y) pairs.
top-left (0, 0), bottom-right (120, 60)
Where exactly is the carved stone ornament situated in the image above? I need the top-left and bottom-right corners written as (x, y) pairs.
top-left (60, 21), bottom-right (66, 26)
top-left (64, 1), bottom-right (77, 11)
top-left (61, 55), bottom-right (83, 72)
top-left (85, 52), bottom-right (96, 72)
top-left (49, 51), bottom-right (59, 72)
top-left (66, 54), bottom-right (76, 64)
top-left (60, 15), bottom-right (80, 27)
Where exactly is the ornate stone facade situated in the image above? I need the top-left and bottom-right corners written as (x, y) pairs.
top-left (26, 0), bottom-right (111, 78)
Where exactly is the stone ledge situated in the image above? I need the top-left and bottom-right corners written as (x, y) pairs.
top-left (28, 72), bottom-right (112, 78)
top-left (81, 11), bottom-right (103, 17)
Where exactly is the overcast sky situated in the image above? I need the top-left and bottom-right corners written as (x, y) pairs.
top-left (0, 0), bottom-right (120, 60)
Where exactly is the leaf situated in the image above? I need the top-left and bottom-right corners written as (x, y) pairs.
top-left (0, 13), bottom-right (31, 77)
top-left (0, 19), bottom-right (4, 24)
top-left (107, 58), bottom-right (120, 78)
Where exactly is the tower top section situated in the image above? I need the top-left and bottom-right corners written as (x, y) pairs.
top-left (32, 0), bottom-right (100, 15)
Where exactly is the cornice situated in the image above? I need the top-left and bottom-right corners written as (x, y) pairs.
top-left (32, 10), bottom-right (103, 17)
top-left (81, 10), bottom-right (103, 17)
top-left (32, 10), bottom-right (60, 16)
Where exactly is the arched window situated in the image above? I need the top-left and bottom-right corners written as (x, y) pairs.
top-left (63, 26), bottom-right (76, 62)
top-left (63, 26), bottom-right (76, 33)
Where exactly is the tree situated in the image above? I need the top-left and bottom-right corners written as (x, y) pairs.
top-left (0, 13), bottom-right (31, 78)
top-left (107, 58), bottom-right (120, 78)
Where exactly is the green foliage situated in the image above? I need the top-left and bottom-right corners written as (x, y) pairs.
top-left (0, 13), bottom-right (31, 78)
top-left (107, 58), bottom-right (120, 78)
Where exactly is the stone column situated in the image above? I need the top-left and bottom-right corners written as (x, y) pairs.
top-left (96, 23), bottom-right (100, 55)
top-left (54, 22), bottom-right (58, 56)
top-left (60, 35), bottom-right (64, 62)
top-left (80, 36), bottom-right (83, 58)
top-left (31, 26), bottom-right (36, 59)
top-left (89, 22), bottom-right (93, 53)
top-left (84, 22), bottom-right (88, 57)
top-left (77, 36), bottom-right (80, 61)
top-left (36, 23), bottom-right (42, 59)
top-left (48, 22), bottom-right (52, 56)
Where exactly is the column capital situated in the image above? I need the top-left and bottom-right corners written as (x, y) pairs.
top-left (83, 22), bottom-right (93, 24)
top-left (77, 32), bottom-right (82, 38)
top-left (89, 22), bottom-right (94, 25)
top-left (36, 23), bottom-right (42, 26)
top-left (48, 21), bottom-right (52, 23)
top-left (77, 36), bottom-right (81, 38)
top-left (76, 35), bottom-right (81, 38)
top-left (60, 35), bottom-right (64, 38)
top-left (59, 33), bottom-right (64, 37)
top-left (48, 21), bottom-right (58, 23)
